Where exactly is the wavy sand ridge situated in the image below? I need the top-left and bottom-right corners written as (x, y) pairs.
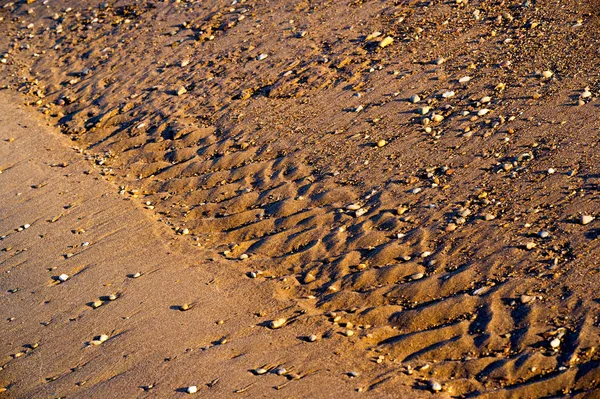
top-left (1, 0), bottom-right (600, 397)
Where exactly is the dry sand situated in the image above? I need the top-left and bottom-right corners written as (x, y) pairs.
top-left (1, 0), bottom-right (600, 397)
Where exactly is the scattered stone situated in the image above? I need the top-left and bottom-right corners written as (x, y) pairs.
top-left (355, 208), bottom-right (368, 217)
top-left (458, 76), bottom-right (471, 83)
top-left (269, 318), bottom-right (287, 329)
top-left (581, 215), bottom-right (594, 225)
top-left (377, 139), bottom-right (387, 148)
top-left (91, 300), bottom-right (103, 309)
top-left (308, 334), bottom-right (318, 342)
top-left (430, 380), bottom-right (442, 392)
top-left (176, 86), bottom-right (187, 96)
top-left (521, 294), bottom-right (535, 304)
top-left (90, 334), bottom-right (109, 345)
top-left (410, 272), bottom-right (424, 280)
top-left (525, 242), bottom-right (537, 250)
top-left (418, 106), bottom-right (431, 115)
top-left (410, 94), bottom-right (421, 103)
top-left (379, 36), bottom-right (393, 48)
top-left (478, 108), bottom-right (490, 116)
top-left (186, 386), bottom-right (198, 394)
top-left (239, 253), bottom-right (249, 260)
top-left (58, 274), bottom-right (69, 282)
top-left (550, 338), bottom-right (561, 349)
top-left (302, 272), bottom-right (316, 284)
top-left (541, 70), bottom-right (553, 79)
top-left (538, 231), bottom-right (550, 239)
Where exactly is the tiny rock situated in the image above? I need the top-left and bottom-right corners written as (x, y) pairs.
top-left (581, 215), bottom-right (594, 225)
top-left (379, 36), bottom-right (394, 48)
top-left (269, 318), bottom-right (287, 329)
top-left (430, 380), bottom-right (442, 392)
top-left (186, 386), bottom-right (198, 394)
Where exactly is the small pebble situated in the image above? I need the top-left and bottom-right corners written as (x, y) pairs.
top-left (550, 338), bottom-right (561, 349)
top-left (186, 386), bottom-right (197, 394)
top-left (58, 274), bottom-right (69, 282)
top-left (269, 318), bottom-right (287, 329)
top-left (377, 139), bottom-right (387, 148)
top-left (430, 380), bottom-right (442, 392)
top-left (541, 70), bottom-right (553, 79)
top-left (176, 86), bottom-right (187, 96)
top-left (308, 334), bottom-right (318, 342)
top-left (379, 36), bottom-right (393, 48)
top-left (538, 231), bottom-right (550, 238)
top-left (581, 215), bottom-right (594, 225)
top-left (410, 94), bottom-right (421, 103)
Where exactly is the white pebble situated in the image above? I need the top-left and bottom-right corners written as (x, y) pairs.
top-left (58, 274), bottom-right (69, 282)
top-left (186, 386), bottom-right (198, 394)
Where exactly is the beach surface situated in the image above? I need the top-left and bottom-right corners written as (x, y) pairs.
top-left (1, 0), bottom-right (600, 397)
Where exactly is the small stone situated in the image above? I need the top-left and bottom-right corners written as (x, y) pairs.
top-left (377, 139), bottom-right (387, 148)
top-left (434, 57), bottom-right (446, 65)
top-left (355, 208), bottom-right (368, 217)
top-left (131, 272), bottom-right (142, 278)
top-left (180, 303), bottom-right (192, 311)
top-left (480, 96), bottom-right (492, 103)
top-left (410, 273), bottom-right (424, 280)
top-left (458, 76), bottom-right (471, 83)
top-left (432, 114), bottom-right (444, 122)
top-left (58, 274), bottom-right (69, 282)
top-left (442, 91), bottom-right (455, 98)
top-left (521, 294), bottom-right (535, 304)
top-left (547, 168), bottom-right (556, 174)
top-left (550, 338), bottom-right (561, 349)
top-left (410, 94), bottom-right (421, 103)
top-left (176, 86), bottom-right (187, 96)
top-left (257, 53), bottom-right (268, 61)
top-left (418, 106), bottom-right (431, 115)
top-left (430, 380), bottom-right (442, 392)
top-left (108, 293), bottom-right (118, 301)
top-left (254, 367), bottom-right (268, 375)
top-left (239, 253), bottom-right (249, 260)
top-left (525, 242), bottom-right (536, 250)
top-left (186, 386), bottom-right (198, 394)
top-left (541, 70), bottom-right (553, 79)
top-left (91, 300), bottom-right (103, 309)
top-left (269, 318), bottom-right (287, 329)
top-left (302, 272), bottom-right (316, 284)
top-left (581, 215), bottom-right (594, 225)
top-left (581, 89), bottom-right (592, 99)
top-left (478, 108), bottom-right (491, 116)
top-left (538, 231), bottom-right (550, 239)
top-left (379, 36), bottom-right (394, 48)
top-left (483, 213), bottom-right (496, 221)
top-left (345, 329), bottom-right (354, 337)
top-left (308, 334), bottom-right (318, 342)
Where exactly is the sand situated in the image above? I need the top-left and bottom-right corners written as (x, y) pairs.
top-left (1, 0), bottom-right (600, 397)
